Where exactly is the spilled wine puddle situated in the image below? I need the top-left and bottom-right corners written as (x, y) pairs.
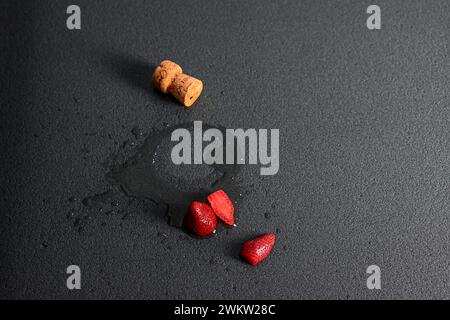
top-left (105, 123), bottom-right (244, 230)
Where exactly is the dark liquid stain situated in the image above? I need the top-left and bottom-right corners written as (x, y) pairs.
top-left (106, 122), bottom-right (246, 232)
top-left (82, 189), bottom-right (115, 207)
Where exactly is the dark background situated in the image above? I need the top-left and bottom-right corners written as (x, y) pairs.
top-left (1, 0), bottom-right (449, 299)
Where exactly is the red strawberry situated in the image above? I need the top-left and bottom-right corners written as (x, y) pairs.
top-left (207, 190), bottom-right (234, 225)
top-left (240, 233), bottom-right (276, 266)
top-left (185, 201), bottom-right (217, 237)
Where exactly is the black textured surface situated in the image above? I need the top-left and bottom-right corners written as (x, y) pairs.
top-left (1, 0), bottom-right (449, 299)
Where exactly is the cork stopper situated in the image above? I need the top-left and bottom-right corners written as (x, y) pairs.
top-left (152, 60), bottom-right (203, 107)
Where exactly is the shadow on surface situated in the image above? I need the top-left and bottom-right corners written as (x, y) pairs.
top-left (226, 234), bottom-right (260, 265)
top-left (102, 52), bottom-right (156, 93)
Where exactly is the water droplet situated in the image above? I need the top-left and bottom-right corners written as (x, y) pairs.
top-left (107, 123), bottom-right (244, 232)
top-left (111, 200), bottom-right (119, 207)
top-left (131, 127), bottom-right (144, 139)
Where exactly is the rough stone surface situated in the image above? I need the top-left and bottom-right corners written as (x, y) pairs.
top-left (1, 0), bottom-right (449, 299)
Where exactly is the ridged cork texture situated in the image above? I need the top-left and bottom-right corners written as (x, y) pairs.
top-left (152, 60), bottom-right (203, 107)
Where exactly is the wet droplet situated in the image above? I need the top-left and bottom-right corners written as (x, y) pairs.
top-left (82, 190), bottom-right (115, 207)
top-left (121, 140), bottom-right (130, 149)
top-left (66, 211), bottom-right (76, 219)
top-left (131, 127), bottom-right (144, 139)
top-left (107, 123), bottom-right (245, 231)
top-left (111, 200), bottom-right (119, 207)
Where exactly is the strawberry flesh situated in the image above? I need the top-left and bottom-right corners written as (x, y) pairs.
top-left (185, 201), bottom-right (217, 237)
top-left (240, 233), bottom-right (276, 266)
top-left (207, 189), bottom-right (235, 225)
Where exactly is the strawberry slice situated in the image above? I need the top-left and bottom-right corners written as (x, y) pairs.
top-left (207, 190), bottom-right (234, 225)
top-left (185, 201), bottom-right (217, 237)
top-left (240, 233), bottom-right (276, 266)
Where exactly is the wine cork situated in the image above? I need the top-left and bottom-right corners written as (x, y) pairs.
top-left (152, 60), bottom-right (203, 107)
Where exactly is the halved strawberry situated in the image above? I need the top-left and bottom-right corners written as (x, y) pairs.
top-left (185, 201), bottom-right (217, 237)
top-left (240, 233), bottom-right (276, 266)
top-left (207, 190), bottom-right (234, 225)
